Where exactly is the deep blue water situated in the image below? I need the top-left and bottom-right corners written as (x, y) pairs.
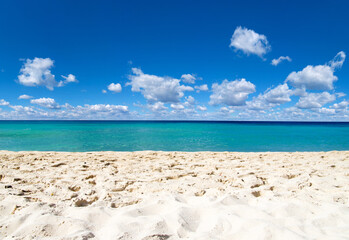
top-left (0, 121), bottom-right (349, 151)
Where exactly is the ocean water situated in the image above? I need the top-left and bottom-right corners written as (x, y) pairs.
top-left (0, 121), bottom-right (349, 152)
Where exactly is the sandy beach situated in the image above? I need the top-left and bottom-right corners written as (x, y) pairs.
top-left (0, 151), bottom-right (348, 239)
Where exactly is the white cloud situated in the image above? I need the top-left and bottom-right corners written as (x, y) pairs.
top-left (329, 51), bottom-right (346, 69)
top-left (246, 84), bottom-right (293, 111)
top-left (108, 83), bottom-right (122, 93)
top-left (147, 102), bottom-right (168, 113)
top-left (58, 74), bottom-right (78, 87)
top-left (60, 104), bottom-right (129, 119)
top-left (30, 97), bottom-right (61, 109)
top-left (286, 51), bottom-right (345, 90)
top-left (271, 56), bottom-right (291, 66)
top-left (170, 103), bottom-right (185, 110)
top-left (197, 105), bottom-right (207, 111)
top-left (1, 100), bottom-right (349, 121)
top-left (102, 89), bottom-right (107, 93)
top-left (194, 84), bottom-right (208, 92)
top-left (332, 100), bottom-right (349, 109)
top-left (230, 26), bottom-right (271, 58)
top-left (82, 104), bottom-right (128, 113)
top-left (286, 65), bottom-right (337, 90)
top-left (10, 105), bottom-right (36, 113)
top-left (246, 97), bottom-right (269, 111)
top-left (209, 79), bottom-right (256, 106)
top-left (181, 74), bottom-right (197, 84)
top-left (296, 92), bottom-right (336, 109)
top-left (263, 83), bottom-right (292, 104)
top-left (18, 94), bottom-right (33, 100)
top-left (18, 58), bottom-right (56, 90)
top-left (336, 92), bottom-right (346, 98)
top-left (318, 108), bottom-right (336, 115)
top-left (0, 103), bottom-right (131, 120)
top-left (17, 58), bottom-right (77, 90)
top-left (62, 74), bottom-right (78, 83)
top-left (292, 88), bottom-right (307, 97)
top-left (185, 96), bottom-right (195, 105)
top-left (140, 95), bottom-right (199, 118)
top-left (0, 99), bottom-right (9, 106)
top-left (220, 107), bottom-right (234, 114)
top-left (127, 68), bottom-right (193, 103)
top-left (5, 105), bottom-right (42, 119)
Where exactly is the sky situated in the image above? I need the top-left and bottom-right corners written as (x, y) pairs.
top-left (1, 0), bottom-right (349, 121)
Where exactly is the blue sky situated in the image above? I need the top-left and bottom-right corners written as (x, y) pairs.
top-left (1, 0), bottom-right (349, 120)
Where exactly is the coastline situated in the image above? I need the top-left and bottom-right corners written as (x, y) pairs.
top-left (1, 151), bottom-right (349, 239)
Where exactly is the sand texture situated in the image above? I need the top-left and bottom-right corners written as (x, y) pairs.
top-left (0, 151), bottom-right (349, 239)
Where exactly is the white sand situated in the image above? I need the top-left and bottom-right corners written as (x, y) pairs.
top-left (0, 151), bottom-right (348, 239)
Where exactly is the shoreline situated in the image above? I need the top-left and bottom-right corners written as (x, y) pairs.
top-left (1, 150), bottom-right (348, 153)
top-left (1, 151), bottom-right (348, 239)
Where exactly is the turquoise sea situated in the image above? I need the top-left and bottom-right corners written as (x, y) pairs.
top-left (0, 121), bottom-right (349, 152)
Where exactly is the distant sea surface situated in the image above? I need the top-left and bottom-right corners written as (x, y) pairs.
top-left (0, 121), bottom-right (349, 152)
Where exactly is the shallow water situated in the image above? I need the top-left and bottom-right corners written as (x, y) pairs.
top-left (0, 121), bottom-right (349, 151)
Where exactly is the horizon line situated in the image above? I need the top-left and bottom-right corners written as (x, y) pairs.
top-left (1, 120), bottom-right (349, 123)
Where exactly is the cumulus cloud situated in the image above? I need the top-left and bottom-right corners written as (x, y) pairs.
top-left (181, 74), bottom-right (198, 84)
top-left (296, 92), bottom-right (336, 109)
top-left (147, 102), bottom-right (168, 112)
top-left (3, 105), bottom-right (43, 119)
top-left (140, 95), bottom-right (199, 118)
top-left (30, 98), bottom-right (61, 109)
top-left (17, 58), bottom-right (77, 90)
top-left (230, 26), bottom-right (271, 58)
top-left (18, 58), bottom-right (56, 90)
top-left (246, 98), bottom-right (268, 111)
top-left (286, 65), bottom-right (338, 90)
top-left (18, 94), bottom-right (33, 100)
top-left (332, 100), bottom-right (349, 109)
top-left (220, 107), bottom-right (234, 114)
top-left (0, 102), bottom-right (131, 120)
top-left (185, 96), bottom-right (195, 105)
top-left (108, 83), bottom-right (122, 93)
top-left (286, 51), bottom-right (345, 90)
top-left (282, 107), bottom-right (306, 118)
top-left (59, 104), bottom-right (129, 119)
top-left (0, 99), bottom-right (9, 106)
top-left (245, 83), bottom-right (339, 114)
top-left (197, 105), bottom-right (207, 111)
top-left (82, 104), bottom-right (128, 113)
top-left (292, 88), bottom-right (307, 97)
top-left (271, 56), bottom-right (291, 66)
top-left (246, 84), bottom-right (292, 111)
top-left (62, 74), bottom-right (78, 83)
top-left (170, 103), bottom-right (185, 110)
top-left (10, 105), bottom-right (36, 113)
top-left (209, 79), bottom-right (256, 106)
top-left (318, 107), bottom-right (336, 115)
top-left (58, 74), bottom-right (78, 87)
top-left (263, 83), bottom-right (292, 104)
top-left (102, 90), bottom-right (107, 93)
top-left (194, 84), bottom-right (209, 92)
top-left (127, 68), bottom-right (193, 103)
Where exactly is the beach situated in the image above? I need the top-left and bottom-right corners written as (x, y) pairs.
top-left (1, 0), bottom-right (349, 239)
top-left (0, 150), bottom-right (348, 239)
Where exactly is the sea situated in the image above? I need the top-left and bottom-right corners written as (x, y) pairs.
top-left (0, 121), bottom-right (349, 152)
